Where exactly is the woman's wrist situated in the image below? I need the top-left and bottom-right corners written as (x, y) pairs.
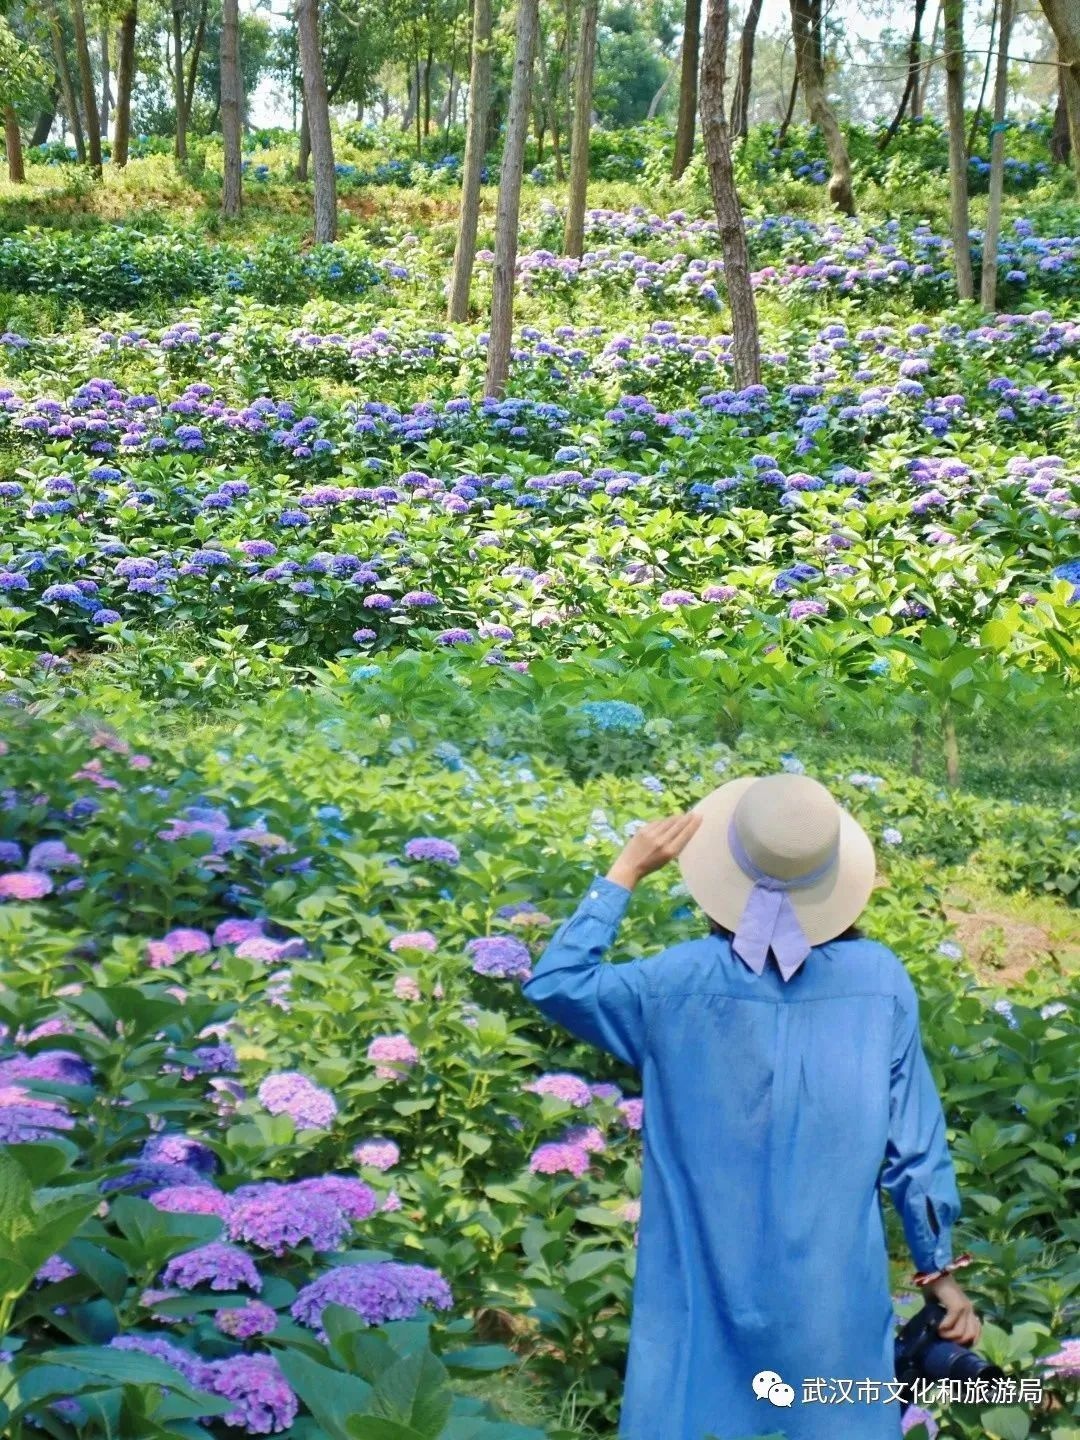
top-left (605, 859), bottom-right (640, 891)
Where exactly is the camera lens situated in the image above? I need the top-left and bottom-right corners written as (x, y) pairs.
top-left (923, 1339), bottom-right (1005, 1385)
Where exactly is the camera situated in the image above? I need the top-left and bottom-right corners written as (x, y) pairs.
top-left (894, 1296), bottom-right (1004, 1403)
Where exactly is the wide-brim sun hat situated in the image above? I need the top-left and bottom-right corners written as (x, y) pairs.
top-left (677, 773), bottom-right (877, 972)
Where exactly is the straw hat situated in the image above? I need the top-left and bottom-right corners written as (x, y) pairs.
top-left (677, 773), bottom-right (877, 969)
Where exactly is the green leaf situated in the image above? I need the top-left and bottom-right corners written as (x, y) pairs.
top-left (275, 1347), bottom-right (374, 1440)
top-left (564, 1249), bottom-right (623, 1283)
top-left (346, 1420), bottom-right (428, 1440)
top-left (0, 1149), bottom-right (34, 1246)
top-left (61, 1240), bottom-right (133, 1304)
top-left (982, 1406), bottom-right (1031, 1440)
top-left (35, 1348), bottom-right (226, 1408)
top-left (441, 1345), bottom-right (520, 1373)
top-left (369, 1349), bottom-right (451, 1437)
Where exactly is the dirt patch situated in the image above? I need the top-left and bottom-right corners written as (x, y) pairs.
top-left (941, 905), bottom-right (1056, 986)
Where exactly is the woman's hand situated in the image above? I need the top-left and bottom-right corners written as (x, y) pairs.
top-left (923, 1274), bottom-right (982, 1347)
top-left (606, 811), bottom-right (703, 891)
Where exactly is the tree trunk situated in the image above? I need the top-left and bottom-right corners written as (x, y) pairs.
top-left (789, 0), bottom-right (853, 212)
top-left (99, 24), bottom-right (111, 136)
top-left (671, 0), bottom-right (701, 177)
top-left (1041, 0), bottom-right (1080, 183)
top-left (563, 0), bottom-right (598, 256)
top-left (184, 0), bottom-right (207, 131)
top-left (299, 99), bottom-right (310, 178)
top-left (443, 17), bottom-right (459, 143)
top-left (296, 0), bottom-right (337, 241)
top-left (943, 709), bottom-right (960, 788)
top-left (113, 0), bottom-right (137, 167)
top-left (878, 0), bottom-right (927, 149)
top-left (484, 0), bottom-right (539, 398)
top-left (45, 0), bottom-right (86, 162)
top-left (777, 67), bottom-right (798, 139)
top-left (401, 65), bottom-right (417, 130)
top-left (30, 95), bottom-right (59, 148)
top-left (980, 0), bottom-right (1013, 310)
top-left (647, 67), bottom-right (673, 118)
top-left (1051, 80), bottom-right (1071, 165)
top-left (172, 0), bottom-right (187, 158)
top-left (414, 53), bottom-right (422, 152)
top-left (943, 0), bottom-right (974, 297)
top-left (448, 0), bottom-right (492, 322)
top-left (221, 0), bottom-right (242, 217)
top-left (72, 0), bottom-right (103, 174)
top-left (536, 19), bottom-right (564, 179)
top-left (915, 0), bottom-right (943, 116)
top-left (700, 0), bottom-right (761, 387)
top-left (967, 0), bottom-right (996, 157)
top-left (4, 108), bottom-right (25, 183)
top-left (729, 0), bottom-right (762, 138)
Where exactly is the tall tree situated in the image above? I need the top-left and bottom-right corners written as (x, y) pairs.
top-left (671, 0), bottom-right (700, 177)
top-left (943, 0), bottom-right (973, 297)
top-left (44, 0), bottom-right (85, 161)
top-left (699, 0), bottom-right (760, 386)
top-left (1040, 0), bottom-right (1080, 184)
top-left (789, 0), bottom-right (853, 212)
top-left (183, 0), bottom-right (208, 135)
top-left (171, 0), bottom-right (187, 157)
top-left (729, 0), bottom-right (762, 139)
top-left (879, 0), bottom-right (928, 148)
top-left (980, 0), bottom-right (1013, 309)
top-left (484, 0), bottom-right (539, 397)
top-left (914, 0), bottom-right (943, 117)
top-left (221, 0), bottom-right (242, 216)
top-left (1050, 81), bottom-right (1070, 166)
top-left (296, 0), bottom-right (337, 241)
top-left (112, 0), bottom-right (137, 166)
top-left (967, 0), bottom-right (996, 157)
top-left (71, 0), bottom-right (102, 173)
top-left (448, 0), bottom-right (492, 321)
top-left (98, 23), bottom-right (110, 135)
top-left (563, 0), bottom-right (598, 256)
top-left (4, 106), bottom-right (24, 182)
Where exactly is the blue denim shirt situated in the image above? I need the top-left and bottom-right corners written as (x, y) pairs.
top-left (522, 872), bottom-right (963, 1440)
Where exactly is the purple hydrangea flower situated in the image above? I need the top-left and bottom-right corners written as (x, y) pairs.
top-left (205, 1354), bottom-right (297, 1434)
top-left (214, 1301), bottom-right (279, 1339)
top-left (162, 1242), bottom-right (262, 1293)
top-left (227, 1185), bottom-right (351, 1255)
top-left (403, 836), bottom-right (460, 864)
top-left (256, 1072), bottom-right (337, 1129)
top-left (291, 1261), bottom-right (453, 1338)
top-left (467, 935), bottom-right (533, 980)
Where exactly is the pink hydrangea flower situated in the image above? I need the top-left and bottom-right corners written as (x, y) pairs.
top-left (352, 1138), bottom-right (400, 1171)
top-left (617, 1098), bottom-right (644, 1130)
top-left (366, 1034), bottom-right (420, 1080)
top-left (0, 871), bottom-right (53, 901)
top-left (529, 1142), bottom-right (590, 1178)
top-left (393, 975), bottom-right (421, 1001)
top-left (389, 931), bottom-right (438, 953)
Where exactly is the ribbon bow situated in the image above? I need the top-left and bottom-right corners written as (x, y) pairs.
top-left (726, 818), bottom-right (837, 981)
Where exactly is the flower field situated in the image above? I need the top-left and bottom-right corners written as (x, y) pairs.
top-left (0, 116), bottom-right (1079, 1440)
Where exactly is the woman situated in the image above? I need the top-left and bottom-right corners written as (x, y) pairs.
top-left (522, 772), bottom-right (981, 1440)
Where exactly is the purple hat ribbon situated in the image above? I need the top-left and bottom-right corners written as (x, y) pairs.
top-left (726, 817), bottom-right (838, 980)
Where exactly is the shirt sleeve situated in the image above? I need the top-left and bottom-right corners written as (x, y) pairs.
top-left (879, 964), bottom-right (961, 1274)
top-left (520, 873), bottom-right (649, 1070)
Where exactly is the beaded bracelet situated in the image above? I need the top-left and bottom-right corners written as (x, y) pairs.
top-left (911, 1251), bottom-right (974, 1288)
